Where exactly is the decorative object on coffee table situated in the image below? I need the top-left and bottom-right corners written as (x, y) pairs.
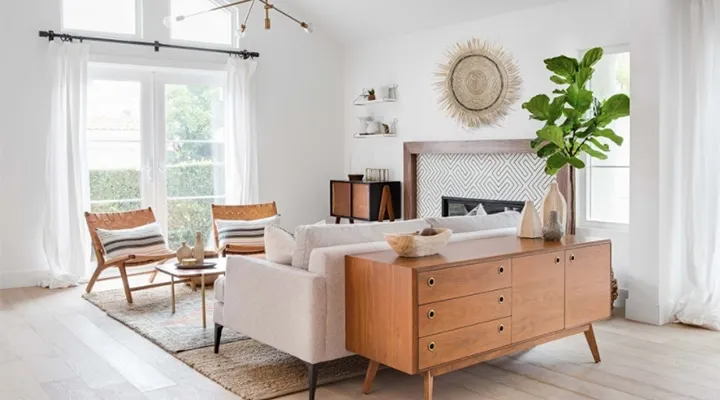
top-left (435, 38), bottom-right (522, 127)
top-left (385, 228), bottom-right (452, 257)
top-left (541, 182), bottom-right (567, 226)
top-left (517, 200), bottom-right (542, 239)
top-left (176, 242), bottom-right (193, 263)
top-left (542, 210), bottom-right (564, 241)
top-left (193, 231), bottom-right (205, 264)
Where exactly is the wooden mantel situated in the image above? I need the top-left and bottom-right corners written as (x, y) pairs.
top-left (402, 140), bottom-right (573, 230)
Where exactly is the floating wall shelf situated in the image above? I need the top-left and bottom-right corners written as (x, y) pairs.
top-left (353, 98), bottom-right (398, 106)
top-left (353, 133), bottom-right (397, 139)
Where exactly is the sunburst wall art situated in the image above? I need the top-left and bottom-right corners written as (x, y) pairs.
top-left (435, 38), bottom-right (522, 128)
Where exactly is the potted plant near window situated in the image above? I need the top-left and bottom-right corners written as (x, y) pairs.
top-left (523, 47), bottom-right (629, 306)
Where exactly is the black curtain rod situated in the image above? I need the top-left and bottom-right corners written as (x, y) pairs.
top-left (38, 30), bottom-right (259, 59)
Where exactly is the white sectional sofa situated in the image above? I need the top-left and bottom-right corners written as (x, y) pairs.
top-left (213, 212), bottom-right (519, 400)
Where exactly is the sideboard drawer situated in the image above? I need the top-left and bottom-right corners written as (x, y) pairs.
top-left (418, 317), bottom-right (511, 370)
top-left (417, 260), bottom-right (511, 304)
top-left (418, 289), bottom-right (511, 337)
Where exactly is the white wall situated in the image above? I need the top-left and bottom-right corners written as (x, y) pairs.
top-left (0, 1), bottom-right (344, 288)
top-left (343, 0), bottom-right (631, 288)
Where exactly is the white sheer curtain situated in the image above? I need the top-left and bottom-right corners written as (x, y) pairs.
top-left (41, 41), bottom-right (92, 289)
top-left (225, 56), bottom-right (259, 204)
top-left (663, 0), bottom-right (720, 329)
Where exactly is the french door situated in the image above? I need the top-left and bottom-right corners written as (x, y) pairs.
top-left (86, 64), bottom-right (226, 249)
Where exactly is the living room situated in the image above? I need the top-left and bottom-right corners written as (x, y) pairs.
top-left (1, 0), bottom-right (718, 399)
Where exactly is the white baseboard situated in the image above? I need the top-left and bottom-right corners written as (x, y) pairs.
top-left (0, 268), bottom-right (48, 289)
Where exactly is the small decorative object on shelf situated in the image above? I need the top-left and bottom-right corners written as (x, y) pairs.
top-left (542, 210), bottom-right (565, 241)
top-left (352, 85), bottom-right (398, 105)
top-left (385, 228), bottom-right (452, 258)
top-left (541, 182), bottom-right (567, 227)
top-left (193, 232), bottom-right (205, 265)
top-left (176, 242), bottom-right (193, 263)
top-left (386, 84), bottom-right (398, 100)
top-left (517, 201), bottom-right (543, 239)
top-left (348, 174), bottom-right (364, 181)
top-left (365, 168), bottom-right (390, 181)
top-left (367, 88), bottom-right (376, 101)
top-left (365, 120), bottom-right (380, 134)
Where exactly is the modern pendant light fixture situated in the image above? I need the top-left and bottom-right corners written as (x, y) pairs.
top-left (163, 0), bottom-right (313, 38)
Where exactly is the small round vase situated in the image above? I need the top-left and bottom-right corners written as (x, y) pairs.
top-left (542, 210), bottom-right (565, 241)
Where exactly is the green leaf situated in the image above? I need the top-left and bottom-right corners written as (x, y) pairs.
top-left (598, 94), bottom-right (630, 126)
top-left (547, 153), bottom-right (569, 172)
top-left (552, 89), bottom-right (567, 95)
top-left (576, 67), bottom-right (593, 88)
top-left (595, 128), bottom-right (624, 146)
top-left (563, 107), bottom-right (578, 119)
top-left (581, 47), bottom-right (604, 68)
top-left (566, 84), bottom-right (593, 113)
top-left (568, 157), bottom-right (586, 169)
top-left (547, 96), bottom-right (566, 124)
top-left (544, 56), bottom-right (579, 80)
top-left (581, 144), bottom-right (608, 160)
top-left (537, 143), bottom-right (559, 158)
top-left (576, 126), bottom-right (595, 138)
top-left (550, 75), bottom-right (569, 85)
top-left (522, 95), bottom-right (551, 121)
top-left (587, 137), bottom-right (610, 151)
top-left (537, 125), bottom-right (565, 148)
top-left (530, 137), bottom-right (544, 149)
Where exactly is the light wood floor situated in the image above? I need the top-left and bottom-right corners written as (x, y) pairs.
top-left (2, 281), bottom-right (720, 400)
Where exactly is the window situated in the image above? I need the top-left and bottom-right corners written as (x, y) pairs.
top-left (63, 0), bottom-right (139, 35)
top-left (87, 65), bottom-right (226, 250)
top-left (170, 0), bottom-right (234, 45)
top-left (579, 49), bottom-right (630, 226)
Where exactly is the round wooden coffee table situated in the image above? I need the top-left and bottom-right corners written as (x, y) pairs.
top-left (156, 258), bottom-right (227, 329)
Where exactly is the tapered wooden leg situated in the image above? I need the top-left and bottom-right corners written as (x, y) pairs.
top-left (148, 270), bottom-right (158, 283)
top-left (378, 187), bottom-right (388, 223)
top-left (119, 265), bottom-right (133, 304)
top-left (584, 324), bottom-right (601, 363)
top-left (362, 360), bottom-right (380, 394)
top-left (384, 186), bottom-right (395, 222)
top-left (85, 265), bottom-right (104, 294)
top-left (424, 371), bottom-right (434, 400)
top-left (307, 363), bottom-right (319, 400)
top-left (335, 216), bottom-right (341, 224)
top-left (201, 274), bottom-right (207, 329)
top-left (170, 276), bottom-right (176, 314)
top-left (214, 323), bottom-right (223, 354)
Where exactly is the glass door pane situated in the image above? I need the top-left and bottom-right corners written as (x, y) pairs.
top-left (163, 83), bottom-right (225, 250)
top-left (87, 79), bottom-right (143, 213)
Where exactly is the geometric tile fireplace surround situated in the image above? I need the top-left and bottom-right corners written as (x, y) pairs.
top-left (403, 140), bottom-right (574, 231)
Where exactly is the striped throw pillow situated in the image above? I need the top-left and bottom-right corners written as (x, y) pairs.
top-left (96, 222), bottom-right (170, 261)
top-left (215, 215), bottom-right (280, 249)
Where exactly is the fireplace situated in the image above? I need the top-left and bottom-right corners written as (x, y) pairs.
top-left (442, 197), bottom-right (524, 217)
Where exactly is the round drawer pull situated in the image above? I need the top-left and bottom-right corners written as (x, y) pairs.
top-left (498, 266), bottom-right (505, 275)
top-left (428, 342), bottom-right (436, 352)
top-left (427, 310), bottom-right (436, 319)
top-left (570, 254), bottom-right (576, 262)
top-left (498, 324), bottom-right (505, 333)
top-left (498, 295), bottom-right (505, 304)
top-left (427, 277), bottom-right (436, 287)
top-left (555, 257), bottom-right (561, 264)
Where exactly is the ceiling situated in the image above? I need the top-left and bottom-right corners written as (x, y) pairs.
top-left (271, 0), bottom-right (577, 43)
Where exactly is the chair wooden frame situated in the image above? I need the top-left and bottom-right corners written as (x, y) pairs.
top-left (85, 207), bottom-right (176, 304)
top-left (211, 202), bottom-right (278, 256)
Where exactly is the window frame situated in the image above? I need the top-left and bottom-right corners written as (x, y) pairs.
top-left (61, 0), bottom-right (144, 39)
top-left (86, 63), bottom-right (227, 244)
top-left (167, 0), bottom-right (240, 49)
top-left (575, 44), bottom-right (630, 231)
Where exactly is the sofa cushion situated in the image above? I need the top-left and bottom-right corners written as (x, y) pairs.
top-left (264, 224), bottom-right (295, 265)
top-left (215, 275), bottom-right (225, 303)
top-left (425, 211), bottom-right (520, 234)
top-left (291, 219), bottom-right (430, 269)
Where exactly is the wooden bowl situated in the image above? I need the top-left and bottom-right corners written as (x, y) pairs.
top-left (348, 174), bottom-right (364, 181)
top-left (384, 228), bottom-right (452, 258)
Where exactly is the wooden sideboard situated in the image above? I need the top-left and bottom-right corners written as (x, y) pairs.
top-left (330, 180), bottom-right (401, 223)
top-left (345, 235), bottom-right (611, 400)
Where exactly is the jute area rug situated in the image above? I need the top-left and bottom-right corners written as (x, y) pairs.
top-left (83, 285), bottom-right (368, 399)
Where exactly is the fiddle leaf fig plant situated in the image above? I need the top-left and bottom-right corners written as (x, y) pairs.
top-left (523, 47), bottom-right (630, 175)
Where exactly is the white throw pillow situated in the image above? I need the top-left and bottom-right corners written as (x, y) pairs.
top-left (96, 222), bottom-right (169, 261)
top-left (264, 224), bottom-right (295, 265)
top-left (291, 219), bottom-right (430, 269)
top-left (425, 211), bottom-right (520, 234)
top-left (215, 215), bottom-right (280, 249)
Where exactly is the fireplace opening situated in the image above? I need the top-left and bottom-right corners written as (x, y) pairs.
top-left (442, 197), bottom-right (524, 217)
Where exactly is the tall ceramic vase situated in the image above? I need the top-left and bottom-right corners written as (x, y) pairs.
top-left (517, 201), bottom-right (543, 239)
top-left (541, 181), bottom-right (567, 228)
top-left (194, 232), bottom-right (205, 265)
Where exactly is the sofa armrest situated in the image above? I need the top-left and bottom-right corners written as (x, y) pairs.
top-left (222, 256), bottom-right (327, 364)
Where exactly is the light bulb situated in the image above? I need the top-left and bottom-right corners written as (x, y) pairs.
top-left (301, 22), bottom-right (313, 34)
top-left (163, 15), bottom-right (184, 28)
top-left (236, 25), bottom-right (247, 39)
